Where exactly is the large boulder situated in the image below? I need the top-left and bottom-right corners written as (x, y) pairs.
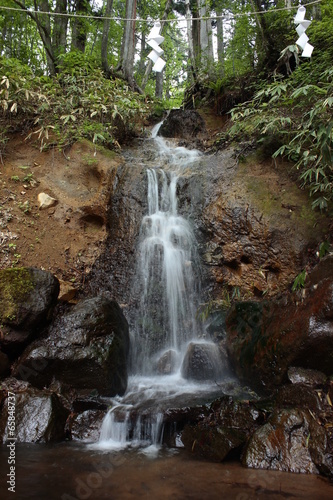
top-left (13, 296), bottom-right (130, 397)
top-left (180, 374), bottom-right (333, 479)
top-left (158, 110), bottom-right (206, 139)
top-left (0, 379), bottom-right (68, 443)
top-left (242, 408), bottom-right (320, 474)
top-left (181, 396), bottom-right (266, 462)
top-left (225, 256), bottom-right (333, 392)
top-left (0, 267), bottom-right (59, 358)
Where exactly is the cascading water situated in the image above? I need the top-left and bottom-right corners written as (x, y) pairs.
top-left (93, 122), bottom-right (234, 454)
top-left (132, 165), bottom-right (201, 374)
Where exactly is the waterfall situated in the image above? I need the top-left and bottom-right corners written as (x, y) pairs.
top-left (93, 122), bottom-right (232, 453)
top-left (132, 165), bottom-right (201, 374)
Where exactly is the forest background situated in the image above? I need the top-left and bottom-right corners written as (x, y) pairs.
top-left (0, 0), bottom-right (332, 212)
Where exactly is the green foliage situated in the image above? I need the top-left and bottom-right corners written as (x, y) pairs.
top-left (229, 64), bottom-right (333, 210)
top-left (0, 55), bottom-right (152, 151)
top-left (196, 286), bottom-right (246, 323)
top-left (319, 240), bottom-right (332, 258)
top-left (292, 269), bottom-right (307, 292)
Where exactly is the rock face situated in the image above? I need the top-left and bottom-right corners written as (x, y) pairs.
top-left (0, 380), bottom-right (68, 443)
top-left (181, 396), bottom-right (266, 462)
top-left (86, 116), bottom-right (329, 316)
top-left (159, 109), bottom-right (206, 139)
top-left (181, 374), bottom-right (333, 479)
top-left (13, 296), bottom-right (130, 397)
top-left (243, 409), bottom-right (319, 474)
top-left (0, 267), bottom-right (60, 357)
top-left (225, 256), bottom-right (333, 392)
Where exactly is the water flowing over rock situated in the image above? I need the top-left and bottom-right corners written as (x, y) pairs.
top-left (1, 111), bottom-right (331, 480)
top-left (0, 267), bottom-right (59, 357)
top-left (93, 123), bottom-right (244, 453)
top-left (13, 296), bottom-right (129, 397)
top-left (181, 341), bottom-right (224, 381)
top-left (130, 159), bottom-right (202, 374)
top-left (225, 255), bottom-right (333, 392)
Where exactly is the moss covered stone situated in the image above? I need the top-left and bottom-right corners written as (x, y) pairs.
top-left (0, 268), bottom-right (34, 324)
top-left (0, 267), bottom-right (59, 340)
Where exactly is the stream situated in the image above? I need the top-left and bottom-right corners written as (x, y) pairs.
top-left (1, 443), bottom-right (332, 499)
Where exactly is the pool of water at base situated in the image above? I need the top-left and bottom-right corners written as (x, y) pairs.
top-left (0, 443), bottom-right (332, 500)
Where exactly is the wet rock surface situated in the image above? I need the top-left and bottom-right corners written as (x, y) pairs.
top-left (243, 408), bottom-right (319, 474)
top-left (13, 296), bottom-right (130, 397)
top-left (67, 409), bottom-right (106, 442)
top-left (181, 396), bottom-right (267, 462)
top-left (225, 256), bottom-right (333, 392)
top-left (181, 342), bottom-right (224, 381)
top-left (181, 375), bottom-right (333, 479)
top-left (0, 379), bottom-right (68, 443)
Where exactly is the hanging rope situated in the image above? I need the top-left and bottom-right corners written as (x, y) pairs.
top-left (0, 0), bottom-right (323, 24)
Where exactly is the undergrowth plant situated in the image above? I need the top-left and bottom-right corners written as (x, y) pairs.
top-left (228, 65), bottom-right (333, 211)
top-left (0, 54), bottom-right (152, 152)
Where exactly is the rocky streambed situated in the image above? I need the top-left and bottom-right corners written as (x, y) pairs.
top-left (0, 255), bottom-right (332, 482)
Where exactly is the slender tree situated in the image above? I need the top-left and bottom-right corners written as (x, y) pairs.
top-left (118, 0), bottom-right (137, 86)
top-left (215, 2), bottom-right (225, 76)
top-left (11, 0), bottom-right (70, 74)
top-left (198, 0), bottom-right (214, 73)
top-left (101, 0), bottom-right (114, 77)
top-left (71, 0), bottom-right (89, 52)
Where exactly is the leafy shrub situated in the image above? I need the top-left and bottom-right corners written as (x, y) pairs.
top-left (0, 55), bottom-right (152, 152)
top-left (229, 65), bottom-right (333, 210)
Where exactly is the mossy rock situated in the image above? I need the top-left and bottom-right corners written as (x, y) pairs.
top-left (0, 268), bottom-right (34, 325)
top-left (0, 267), bottom-right (59, 328)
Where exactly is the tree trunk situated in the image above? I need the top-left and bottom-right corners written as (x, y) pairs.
top-left (192, 0), bottom-right (200, 64)
top-left (155, 70), bottom-right (163, 98)
top-left (34, 0), bottom-right (56, 75)
top-left (53, 0), bottom-right (68, 61)
top-left (71, 0), bottom-right (88, 52)
top-left (101, 0), bottom-right (114, 77)
top-left (250, 0), bottom-right (278, 71)
top-left (198, 0), bottom-right (214, 72)
top-left (119, 0), bottom-right (137, 85)
top-left (138, 30), bottom-right (146, 77)
top-left (216, 8), bottom-right (224, 76)
top-left (185, 0), bottom-right (197, 82)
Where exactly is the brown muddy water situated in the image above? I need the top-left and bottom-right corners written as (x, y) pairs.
top-left (0, 443), bottom-right (332, 499)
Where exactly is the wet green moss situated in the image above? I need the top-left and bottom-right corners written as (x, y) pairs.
top-left (0, 267), bottom-right (34, 323)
